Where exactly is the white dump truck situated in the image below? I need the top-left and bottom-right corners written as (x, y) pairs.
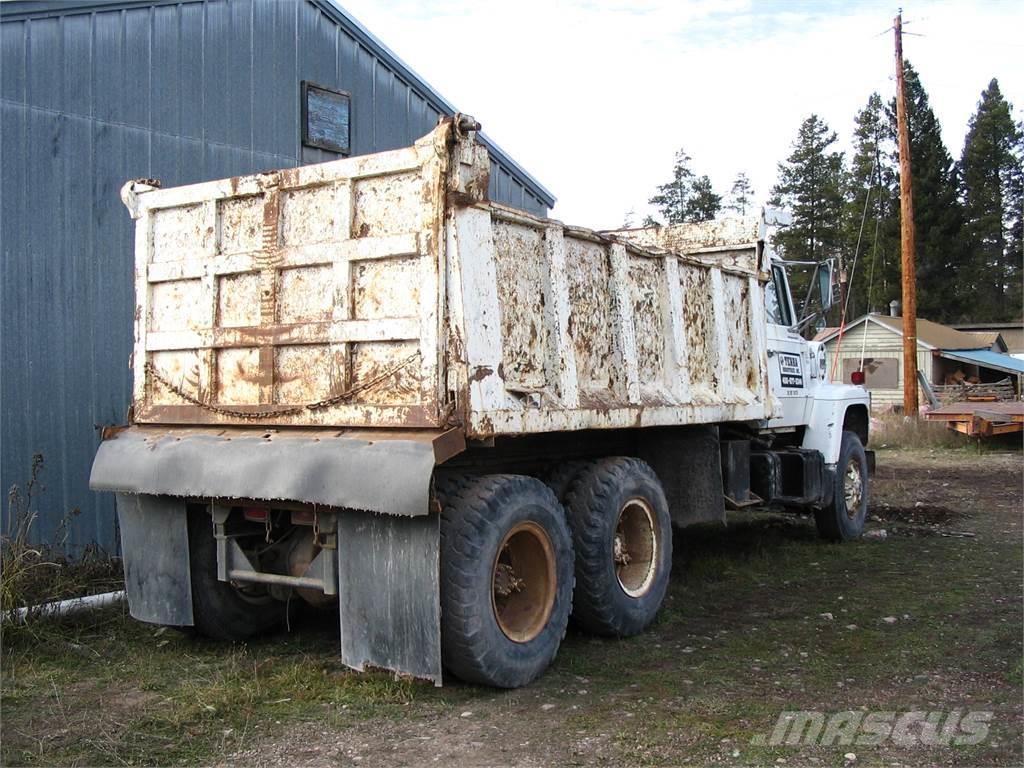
top-left (91, 116), bottom-right (872, 688)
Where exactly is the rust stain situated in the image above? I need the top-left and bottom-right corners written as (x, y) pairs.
top-left (100, 424), bottom-right (129, 441)
top-left (492, 221), bottom-right (547, 389)
top-left (469, 365), bottom-right (493, 383)
top-left (476, 414), bottom-right (495, 437)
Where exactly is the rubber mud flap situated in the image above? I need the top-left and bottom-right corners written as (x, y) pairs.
top-left (116, 493), bottom-right (194, 627)
top-left (336, 511), bottom-right (442, 685)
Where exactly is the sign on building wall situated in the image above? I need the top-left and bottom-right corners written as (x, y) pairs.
top-left (843, 357), bottom-right (898, 389)
top-left (302, 81), bottom-right (351, 155)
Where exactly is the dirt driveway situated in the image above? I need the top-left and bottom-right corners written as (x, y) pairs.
top-left (3, 448), bottom-right (1022, 767)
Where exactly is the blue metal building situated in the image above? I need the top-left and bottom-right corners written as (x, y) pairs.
top-left (0, 0), bottom-right (555, 553)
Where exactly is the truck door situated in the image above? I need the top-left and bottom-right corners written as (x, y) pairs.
top-left (764, 264), bottom-right (812, 427)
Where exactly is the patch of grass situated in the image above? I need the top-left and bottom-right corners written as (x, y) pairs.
top-left (1, 451), bottom-right (1021, 766)
top-left (1, 610), bottom-right (437, 766)
top-left (871, 411), bottom-right (970, 450)
top-left (2, 454), bottom-right (122, 625)
top-left (551, 468), bottom-right (1022, 765)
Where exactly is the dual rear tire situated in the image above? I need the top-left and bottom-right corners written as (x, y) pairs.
top-left (437, 475), bottom-right (574, 689)
top-left (559, 458), bottom-right (673, 638)
top-left (437, 458), bottom-right (673, 688)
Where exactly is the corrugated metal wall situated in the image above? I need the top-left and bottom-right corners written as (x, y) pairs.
top-left (0, 0), bottom-right (553, 553)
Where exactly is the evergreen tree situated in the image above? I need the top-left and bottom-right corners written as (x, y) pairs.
top-left (649, 150), bottom-right (721, 224)
top-left (960, 78), bottom-right (1024, 321)
top-left (770, 114), bottom-right (846, 314)
top-left (687, 175), bottom-right (722, 222)
top-left (886, 61), bottom-right (965, 323)
top-left (844, 93), bottom-right (900, 319)
top-left (649, 149), bottom-right (696, 224)
top-left (726, 173), bottom-right (755, 216)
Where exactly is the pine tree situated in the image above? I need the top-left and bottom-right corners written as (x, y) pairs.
top-left (687, 175), bottom-right (722, 222)
top-left (960, 78), bottom-right (1024, 321)
top-left (844, 93), bottom-right (900, 319)
top-left (649, 150), bottom-right (721, 224)
top-left (886, 61), bottom-right (965, 323)
top-left (726, 173), bottom-right (754, 216)
top-left (770, 115), bottom-right (846, 314)
top-left (649, 149), bottom-right (696, 224)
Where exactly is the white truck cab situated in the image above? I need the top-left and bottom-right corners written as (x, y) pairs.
top-left (759, 237), bottom-right (872, 541)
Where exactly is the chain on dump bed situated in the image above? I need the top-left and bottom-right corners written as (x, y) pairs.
top-left (143, 352), bottom-right (421, 421)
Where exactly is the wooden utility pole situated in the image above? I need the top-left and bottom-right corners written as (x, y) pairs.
top-left (894, 12), bottom-right (919, 416)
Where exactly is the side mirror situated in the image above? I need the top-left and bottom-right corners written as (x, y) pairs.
top-left (818, 260), bottom-right (834, 312)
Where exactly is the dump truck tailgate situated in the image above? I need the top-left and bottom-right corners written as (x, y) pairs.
top-left (125, 129), bottom-right (453, 428)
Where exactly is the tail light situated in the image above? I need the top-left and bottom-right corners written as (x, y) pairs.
top-left (851, 370), bottom-right (866, 385)
top-left (242, 506), bottom-right (268, 522)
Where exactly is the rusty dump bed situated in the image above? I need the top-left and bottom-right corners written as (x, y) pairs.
top-left (121, 118), bottom-right (775, 442)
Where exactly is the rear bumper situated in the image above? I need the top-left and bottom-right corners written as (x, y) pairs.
top-left (92, 425), bottom-right (461, 684)
top-left (90, 425), bottom-right (465, 516)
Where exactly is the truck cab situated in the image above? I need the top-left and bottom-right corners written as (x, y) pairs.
top-left (759, 235), bottom-right (872, 540)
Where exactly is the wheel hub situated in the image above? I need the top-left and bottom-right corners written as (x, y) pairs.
top-left (615, 498), bottom-right (658, 598)
top-left (844, 459), bottom-right (863, 518)
top-left (491, 521), bottom-right (556, 643)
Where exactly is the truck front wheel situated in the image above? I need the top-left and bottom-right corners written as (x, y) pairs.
top-left (438, 474), bottom-right (574, 688)
top-left (563, 457), bottom-right (672, 637)
top-left (814, 431), bottom-right (869, 541)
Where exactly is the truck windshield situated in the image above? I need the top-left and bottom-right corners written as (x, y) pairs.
top-left (765, 265), bottom-right (792, 326)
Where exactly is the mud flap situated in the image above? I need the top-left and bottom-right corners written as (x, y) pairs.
top-left (639, 425), bottom-right (726, 527)
top-left (336, 511), bottom-right (442, 685)
top-left (115, 493), bottom-right (194, 626)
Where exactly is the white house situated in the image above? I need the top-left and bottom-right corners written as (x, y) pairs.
top-left (815, 314), bottom-right (1024, 410)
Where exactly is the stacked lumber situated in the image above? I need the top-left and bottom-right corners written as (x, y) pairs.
top-left (932, 377), bottom-right (1016, 404)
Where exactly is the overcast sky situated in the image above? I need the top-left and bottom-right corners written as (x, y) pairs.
top-left (341, 0), bottom-right (1023, 230)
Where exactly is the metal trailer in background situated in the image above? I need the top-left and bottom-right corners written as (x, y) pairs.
top-left (92, 118), bottom-right (872, 688)
top-left (925, 401), bottom-right (1024, 438)
top-left (0, 0), bottom-right (553, 553)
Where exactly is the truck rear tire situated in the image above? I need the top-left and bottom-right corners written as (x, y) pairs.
top-left (564, 457), bottom-right (672, 637)
top-left (438, 474), bottom-right (574, 688)
top-left (545, 460), bottom-right (589, 503)
top-left (814, 431), bottom-right (869, 541)
top-left (187, 507), bottom-right (287, 641)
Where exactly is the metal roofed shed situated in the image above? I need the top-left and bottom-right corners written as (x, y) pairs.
top-left (1, 0), bottom-right (554, 553)
top-left (936, 348), bottom-right (1024, 378)
top-left (952, 322), bottom-right (1024, 356)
